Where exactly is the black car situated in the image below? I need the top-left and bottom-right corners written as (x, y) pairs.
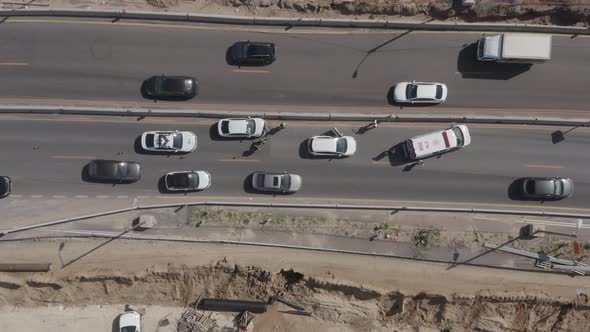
top-left (229, 41), bottom-right (276, 66)
top-left (142, 76), bottom-right (198, 100)
top-left (0, 176), bottom-right (12, 198)
top-left (87, 160), bottom-right (141, 183)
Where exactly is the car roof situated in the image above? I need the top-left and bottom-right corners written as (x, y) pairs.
top-left (311, 136), bottom-right (337, 152)
top-left (227, 119), bottom-right (250, 134)
top-left (416, 84), bottom-right (438, 99)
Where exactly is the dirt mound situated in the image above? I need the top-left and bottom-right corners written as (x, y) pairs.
top-left (1, 259), bottom-right (589, 331)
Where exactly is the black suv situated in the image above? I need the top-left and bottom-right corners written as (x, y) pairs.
top-left (229, 41), bottom-right (277, 66)
top-left (142, 75), bottom-right (198, 100)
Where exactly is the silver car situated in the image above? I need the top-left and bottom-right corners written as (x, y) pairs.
top-left (520, 177), bottom-right (574, 200)
top-left (251, 171), bottom-right (302, 194)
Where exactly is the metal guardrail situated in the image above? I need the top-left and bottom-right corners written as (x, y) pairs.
top-left (1, 105), bottom-right (589, 127)
top-left (2, 201), bottom-right (588, 236)
top-left (0, 8), bottom-right (589, 35)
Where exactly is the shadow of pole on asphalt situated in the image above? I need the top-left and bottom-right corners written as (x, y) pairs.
top-left (352, 18), bottom-right (434, 79)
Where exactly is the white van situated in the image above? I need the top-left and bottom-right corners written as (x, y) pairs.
top-left (403, 125), bottom-right (471, 160)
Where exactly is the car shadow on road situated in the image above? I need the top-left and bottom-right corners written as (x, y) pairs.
top-left (112, 316), bottom-right (119, 332)
top-left (456, 42), bottom-right (532, 80)
top-left (243, 173), bottom-right (257, 194)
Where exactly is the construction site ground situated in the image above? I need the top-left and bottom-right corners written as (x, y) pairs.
top-left (1, 206), bottom-right (590, 331)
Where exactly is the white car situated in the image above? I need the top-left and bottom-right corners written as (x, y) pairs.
top-left (141, 131), bottom-right (197, 152)
top-left (307, 136), bottom-right (357, 157)
top-left (393, 81), bottom-right (447, 104)
top-left (118, 311), bottom-right (141, 332)
top-left (217, 118), bottom-right (266, 138)
top-left (252, 171), bottom-right (302, 193)
top-left (164, 171), bottom-right (211, 191)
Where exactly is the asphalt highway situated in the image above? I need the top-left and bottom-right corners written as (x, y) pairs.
top-left (0, 115), bottom-right (588, 212)
top-left (1, 18), bottom-right (590, 111)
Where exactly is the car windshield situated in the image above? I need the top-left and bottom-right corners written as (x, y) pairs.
top-left (452, 127), bottom-right (465, 146)
top-left (245, 119), bottom-right (256, 134)
top-left (279, 175), bottom-right (291, 190)
top-left (0, 179), bottom-right (8, 193)
top-left (120, 327), bottom-right (138, 332)
top-left (435, 85), bottom-right (443, 99)
top-left (144, 134), bottom-right (155, 148)
top-left (220, 121), bottom-right (230, 134)
top-left (406, 84), bottom-right (418, 99)
top-left (172, 133), bottom-right (183, 149)
top-left (336, 138), bottom-right (348, 153)
top-left (555, 180), bottom-right (563, 195)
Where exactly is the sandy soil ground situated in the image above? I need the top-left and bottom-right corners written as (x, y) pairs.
top-left (1, 239), bottom-right (589, 331)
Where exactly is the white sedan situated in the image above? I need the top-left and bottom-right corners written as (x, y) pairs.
top-left (217, 118), bottom-right (266, 138)
top-left (307, 136), bottom-right (357, 157)
top-left (118, 311), bottom-right (141, 332)
top-left (164, 171), bottom-right (212, 191)
top-left (393, 81), bottom-right (447, 104)
top-left (141, 131), bottom-right (197, 152)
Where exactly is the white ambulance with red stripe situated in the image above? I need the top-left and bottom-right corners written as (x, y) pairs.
top-left (403, 125), bottom-right (471, 160)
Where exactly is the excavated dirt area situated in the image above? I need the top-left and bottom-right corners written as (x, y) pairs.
top-left (1, 239), bottom-right (590, 331)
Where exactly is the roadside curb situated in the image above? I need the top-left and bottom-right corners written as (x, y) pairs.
top-left (1, 8), bottom-right (589, 35)
top-left (1, 105), bottom-right (589, 127)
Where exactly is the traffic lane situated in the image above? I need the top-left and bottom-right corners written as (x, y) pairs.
top-left (1, 21), bottom-right (590, 109)
top-left (0, 116), bottom-right (589, 209)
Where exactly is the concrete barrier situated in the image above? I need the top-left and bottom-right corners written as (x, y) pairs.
top-left (1, 8), bottom-right (589, 35)
top-left (0, 105), bottom-right (589, 127)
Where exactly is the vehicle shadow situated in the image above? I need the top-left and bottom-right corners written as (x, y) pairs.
top-left (112, 316), bottom-right (119, 332)
top-left (386, 86), bottom-right (443, 108)
top-left (243, 173), bottom-right (257, 194)
top-left (456, 42), bottom-right (531, 80)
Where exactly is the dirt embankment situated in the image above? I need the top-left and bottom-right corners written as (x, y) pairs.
top-left (144, 0), bottom-right (590, 26)
top-left (1, 260), bottom-right (589, 331)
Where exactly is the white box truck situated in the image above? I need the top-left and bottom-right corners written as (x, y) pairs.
top-left (476, 33), bottom-right (552, 63)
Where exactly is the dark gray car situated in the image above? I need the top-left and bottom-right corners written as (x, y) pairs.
top-left (229, 41), bottom-right (276, 66)
top-left (0, 176), bottom-right (11, 198)
top-left (87, 160), bottom-right (141, 183)
top-left (520, 177), bottom-right (574, 200)
top-left (251, 171), bottom-right (302, 194)
top-left (142, 76), bottom-right (198, 100)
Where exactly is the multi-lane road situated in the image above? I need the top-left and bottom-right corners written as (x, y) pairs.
top-left (0, 114), bottom-right (588, 212)
top-left (1, 18), bottom-right (590, 111)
